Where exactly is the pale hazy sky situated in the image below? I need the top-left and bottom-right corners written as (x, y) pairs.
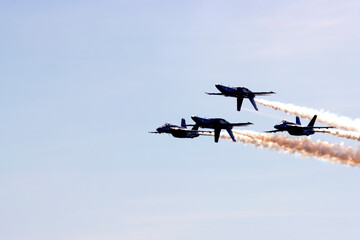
top-left (1, 1), bottom-right (360, 239)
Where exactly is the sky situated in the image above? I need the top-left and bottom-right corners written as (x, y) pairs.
top-left (1, 0), bottom-right (360, 239)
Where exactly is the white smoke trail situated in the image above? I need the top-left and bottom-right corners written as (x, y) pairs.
top-left (255, 98), bottom-right (360, 132)
top-left (221, 130), bottom-right (360, 167)
top-left (320, 129), bottom-right (360, 142)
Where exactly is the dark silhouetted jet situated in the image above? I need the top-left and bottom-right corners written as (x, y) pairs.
top-left (149, 118), bottom-right (211, 139)
top-left (265, 115), bottom-right (334, 136)
top-left (190, 116), bottom-right (252, 142)
top-left (206, 84), bottom-right (275, 111)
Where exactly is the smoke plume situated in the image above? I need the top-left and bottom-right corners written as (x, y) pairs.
top-left (320, 129), bottom-right (360, 142)
top-left (255, 98), bottom-right (360, 132)
top-left (221, 130), bottom-right (360, 167)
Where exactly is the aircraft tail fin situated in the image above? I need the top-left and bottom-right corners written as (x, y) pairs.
top-left (214, 128), bottom-right (221, 143)
top-left (226, 128), bottom-right (236, 142)
top-left (296, 116), bottom-right (301, 125)
top-left (237, 97), bottom-right (244, 111)
top-left (181, 118), bottom-right (187, 128)
top-left (307, 115), bottom-right (317, 127)
top-left (249, 97), bottom-right (258, 111)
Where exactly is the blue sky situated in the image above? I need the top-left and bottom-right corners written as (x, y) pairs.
top-left (1, 0), bottom-right (360, 239)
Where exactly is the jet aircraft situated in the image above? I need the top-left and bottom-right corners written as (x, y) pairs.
top-left (149, 118), bottom-right (211, 139)
top-left (190, 116), bottom-right (253, 142)
top-left (206, 84), bottom-right (275, 111)
top-left (265, 115), bottom-right (333, 136)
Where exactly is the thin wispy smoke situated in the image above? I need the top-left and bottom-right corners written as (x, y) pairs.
top-left (255, 98), bottom-right (360, 132)
top-left (220, 130), bottom-right (360, 167)
top-left (321, 129), bottom-right (360, 142)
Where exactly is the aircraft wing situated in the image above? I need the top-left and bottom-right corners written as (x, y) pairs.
top-left (253, 91), bottom-right (276, 96)
top-left (168, 126), bottom-right (211, 133)
top-left (197, 131), bottom-right (214, 136)
top-left (184, 129), bottom-right (213, 133)
top-left (205, 92), bottom-right (223, 95)
top-left (230, 122), bottom-right (253, 127)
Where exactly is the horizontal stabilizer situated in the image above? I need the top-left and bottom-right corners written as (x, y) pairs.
top-left (191, 124), bottom-right (199, 130)
top-left (314, 130), bottom-right (332, 134)
top-left (230, 122), bottom-right (253, 127)
top-left (265, 130), bottom-right (284, 133)
top-left (253, 91), bottom-right (276, 96)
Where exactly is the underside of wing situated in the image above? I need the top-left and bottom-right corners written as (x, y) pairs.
top-left (168, 126), bottom-right (182, 131)
top-left (197, 131), bottom-right (214, 136)
top-left (184, 129), bottom-right (212, 133)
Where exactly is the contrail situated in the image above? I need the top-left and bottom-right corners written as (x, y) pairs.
top-left (255, 98), bottom-right (360, 132)
top-left (220, 130), bottom-right (360, 167)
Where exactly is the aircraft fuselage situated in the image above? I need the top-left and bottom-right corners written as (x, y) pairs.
top-left (274, 121), bottom-right (315, 136)
top-left (215, 84), bottom-right (254, 98)
top-left (156, 124), bottom-right (199, 138)
top-left (191, 116), bottom-right (232, 129)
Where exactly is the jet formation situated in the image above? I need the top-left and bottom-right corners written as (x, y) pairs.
top-left (150, 84), bottom-right (335, 143)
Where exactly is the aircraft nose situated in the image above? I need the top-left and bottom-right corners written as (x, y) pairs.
top-left (215, 84), bottom-right (222, 90)
top-left (156, 127), bottom-right (162, 132)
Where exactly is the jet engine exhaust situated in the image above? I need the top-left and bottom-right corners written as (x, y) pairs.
top-left (220, 130), bottom-right (360, 167)
top-left (319, 129), bottom-right (360, 142)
